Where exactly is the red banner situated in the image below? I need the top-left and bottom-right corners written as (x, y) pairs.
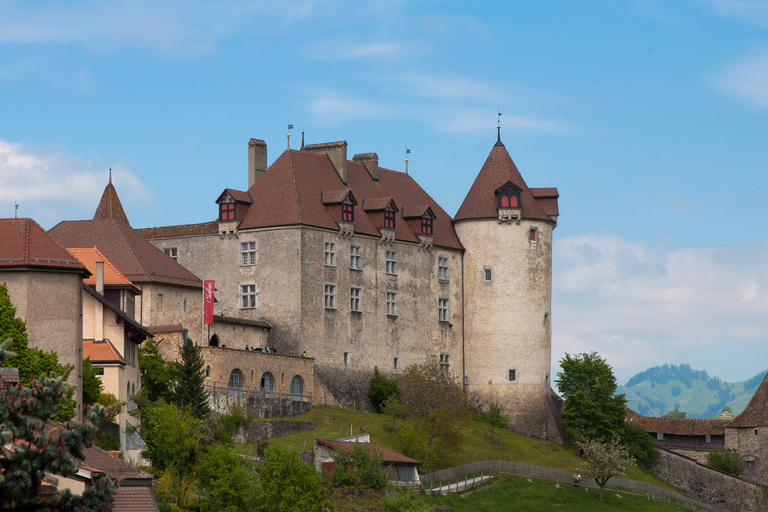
top-left (203, 280), bottom-right (215, 325)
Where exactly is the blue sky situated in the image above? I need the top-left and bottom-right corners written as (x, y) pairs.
top-left (2, 0), bottom-right (768, 390)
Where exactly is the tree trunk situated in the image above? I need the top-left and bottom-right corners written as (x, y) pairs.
top-left (599, 483), bottom-right (605, 501)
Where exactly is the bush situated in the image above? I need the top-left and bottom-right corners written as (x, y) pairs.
top-left (706, 449), bottom-right (744, 475)
top-left (331, 443), bottom-right (390, 490)
top-left (368, 367), bottom-right (400, 413)
top-left (382, 487), bottom-right (432, 512)
top-left (618, 422), bottom-right (659, 467)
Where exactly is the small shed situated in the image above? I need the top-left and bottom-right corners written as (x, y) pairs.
top-left (314, 439), bottom-right (421, 484)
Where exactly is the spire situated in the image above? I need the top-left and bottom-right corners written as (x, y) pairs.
top-left (495, 111), bottom-right (504, 147)
top-left (93, 173), bottom-right (131, 226)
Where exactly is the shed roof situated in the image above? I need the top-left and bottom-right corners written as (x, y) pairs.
top-left (316, 439), bottom-right (420, 466)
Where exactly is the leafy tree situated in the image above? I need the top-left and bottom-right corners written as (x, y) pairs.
top-left (257, 447), bottom-right (329, 512)
top-left (368, 366), bottom-right (400, 413)
top-left (382, 487), bottom-right (432, 512)
top-left (398, 356), bottom-right (469, 464)
top-left (137, 338), bottom-right (176, 403)
top-left (720, 405), bottom-right (733, 415)
top-left (0, 282), bottom-right (75, 421)
top-left (82, 357), bottom-right (104, 405)
top-left (382, 396), bottom-right (409, 429)
top-left (0, 338), bottom-right (116, 511)
top-left (331, 442), bottom-right (390, 490)
top-left (662, 409), bottom-right (687, 419)
top-left (617, 421), bottom-right (659, 467)
top-left (172, 338), bottom-right (210, 419)
top-left (477, 401), bottom-right (509, 442)
top-left (96, 392), bottom-right (125, 423)
top-left (195, 444), bottom-right (257, 512)
top-left (555, 352), bottom-right (627, 441)
top-left (394, 426), bottom-right (435, 469)
top-left (706, 449), bottom-right (744, 475)
top-left (577, 437), bottom-right (633, 502)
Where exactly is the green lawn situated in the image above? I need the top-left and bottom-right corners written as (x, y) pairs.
top-left (422, 474), bottom-right (691, 512)
top-left (232, 405), bottom-right (670, 489)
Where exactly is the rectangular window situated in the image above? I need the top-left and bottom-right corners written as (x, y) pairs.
top-left (438, 297), bottom-right (449, 322)
top-left (240, 284), bottom-right (256, 309)
top-left (343, 352), bottom-right (350, 367)
top-left (220, 202), bottom-right (235, 220)
top-left (393, 357), bottom-right (399, 370)
top-left (241, 242), bottom-right (256, 266)
top-left (657, 432), bottom-right (664, 440)
top-left (350, 246), bottom-right (362, 270)
top-left (385, 251), bottom-right (397, 275)
top-left (440, 353), bottom-right (450, 373)
top-left (384, 210), bottom-right (395, 229)
top-left (508, 368), bottom-right (517, 382)
top-left (422, 217), bottom-right (433, 235)
top-left (386, 291), bottom-right (398, 316)
top-left (324, 284), bottom-right (337, 309)
top-left (342, 203), bottom-right (354, 222)
top-left (350, 287), bottom-right (362, 312)
top-left (705, 435), bottom-right (711, 444)
top-left (324, 242), bottom-right (336, 267)
top-left (529, 228), bottom-right (538, 249)
top-left (483, 267), bottom-right (492, 282)
top-left (438, 256), bottom-right (449, 281)
top-left (163, 247), bottom-right (178, 261)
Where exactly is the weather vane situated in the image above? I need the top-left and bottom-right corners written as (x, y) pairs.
top-left (497, 108), bottom-right (502, 142)
top-left (287, 121), bottom-right (294, 149)
top-left (14, 202), bottom-right (19, 218)
top-left (405, 146), bottom-right (411, 175)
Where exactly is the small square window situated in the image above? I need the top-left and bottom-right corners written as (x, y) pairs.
top-left (163, 247), bottom-right (178, 261)
top-left (324, 242), bottom-right (336, 267)
top-left (240, 283), bottom-right (256, 309)
top-left (386, 251), bottom-right (397, 275)
top-left (508, 368), bottom-right (517, 382)
top-left (350, 287), bottom-right (362, 312)
top-left (438, 256), bottom-right (449, 281)
top-left (324, 284), bottom-right (337, 309)
top-left (386, 291), bottom-right (398, 316)
top-left (241, 242), bottom-right (256, 266)
top-left (483, 267), bottom-right (492, 282)
top-left (350, 246), bottom-right (362, 270)
top-left (438, 298), bottom-right (449, 322)
top-left (657, 432), bottom-right (664, 440)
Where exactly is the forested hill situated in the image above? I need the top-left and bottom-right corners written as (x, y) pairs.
top-left (617, 364), bottom-right (767, 419)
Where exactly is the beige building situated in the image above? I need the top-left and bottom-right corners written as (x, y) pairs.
top-left (137, 131), bottom-right (563, 439)
top-left (0, 217), bottom-right (90, 417)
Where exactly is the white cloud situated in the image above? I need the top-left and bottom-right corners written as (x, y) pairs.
top-left (552, 234), bottom-right (768, 385)
top-left (709, 0), bottom-right (768, 25)
top-left (0, 140), bottom-right (152, 228)
top-left (713, 53), bottom-right (768, 109)
top-left (308, 92), bottom-right (392, 124)
top-left (433, 108), bottom-right (572, 136)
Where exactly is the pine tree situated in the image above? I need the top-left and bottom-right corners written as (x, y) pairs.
top-left (0, 339), bottom-right (116, 511)
top-left (173, 338), bottom-right (210, 419)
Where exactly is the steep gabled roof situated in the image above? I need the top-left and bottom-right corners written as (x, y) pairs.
top-left (49, 219), bottom-right (201, 288)
top-left (626, 409), bottom-right (726, 436)
top-left (66, 247), bottom-right (140, 294)
top-left (93, 178), bottom-right (131, 227)
top-left (0, 218), bottom-right (88, 273)
top-left (83, 338), bottom-right (125, 365)
top-left (728, 373), bottom-right (768, 428)
top-left (82, 445), bottom-right (153, 480)
top-left (453, 141), bottom-right (556, 224)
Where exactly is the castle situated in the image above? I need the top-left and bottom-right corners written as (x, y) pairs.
top-left (132, 131), bottom-right (563, 440)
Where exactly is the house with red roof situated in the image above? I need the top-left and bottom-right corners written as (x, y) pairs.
top-left (314, 438), bottom-right (421, 484)
top-left (0, 217), bottom-right (90, 417)
top-left (135, 131), bottom-right (563, 440)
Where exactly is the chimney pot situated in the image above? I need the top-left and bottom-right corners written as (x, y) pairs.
top-left (95, 261), bottom-right (104, 295)
top-left (248, 138), bottom-right (267, 189)
top-left (353, 153), bottom-right (379, 181)
top-left (304, 141), bottom-right (348, 184)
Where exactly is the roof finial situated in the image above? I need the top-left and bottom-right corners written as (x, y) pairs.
top-left (495, 109), bottom-right (504, 146)
top-left (405, 146), bottom-right (411, 175)
top-left (109, 168), bottom-right (112, 184)
top-left (301, 131), bottom-right (305, 150)
top-left (287, 122), bottom-right (294, 150)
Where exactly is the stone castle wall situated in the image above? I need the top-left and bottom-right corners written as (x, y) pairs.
top-left (233, 420), bottom-right (314, 444)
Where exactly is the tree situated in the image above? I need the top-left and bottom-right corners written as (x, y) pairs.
top-left (257, 448), bottom-right (329, 512)
top-left (172, 338), bottom-right (210, 419)
top-left (398, 356), bottom-right (469, 464)
top-left (706, 449), bottom-right (744, 475)
top-left (0, 338), bottom-right (116, 511)
top-left (382, 396), bottom-right (409, 429)
top-left (0, 282), bottom-right (76, 421)
top-left (137, 337), bottom-right (176, 403)
top-left (662, 409), bottom-right (687, 419)
top-left (195, 444), bottom-right (257, 512)
top-left (82, 357), bottom-right (104, 405)
top-left (617, 421), bottom-right (659, 467)
top-left (555, 352), bottom-right (627, 441)
top-left (331, 442), bottom-right (390, 490)
top-left (368, 366), bottom-right (400, 413)
top-left (477, 401), bottom-right (509, 443)
top-left (577, 438), bottom-right (633, 502)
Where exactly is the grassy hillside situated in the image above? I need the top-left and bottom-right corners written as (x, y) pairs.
top-left (232, 405), bottom-right (669, 488)
top-left (618, 365), bottom-right (766, 419)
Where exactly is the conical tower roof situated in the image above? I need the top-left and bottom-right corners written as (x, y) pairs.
top-left (454, 140), bottom-right (554, 224)
top-left (93, 174), bottom-right (130, 227)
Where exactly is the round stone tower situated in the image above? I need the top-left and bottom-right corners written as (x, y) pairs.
top-left (453, 133), bottom-right (562, 441)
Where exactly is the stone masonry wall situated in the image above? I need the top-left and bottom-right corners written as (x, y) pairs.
top-left (232, 420), bottom-right (314, 444)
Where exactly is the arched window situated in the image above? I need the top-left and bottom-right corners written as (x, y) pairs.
top-left (290, 376), bottom-right (304, 401)
top-left (209, 334), bottom-right (219, 347)
top-left (132, 383), bottom-right (135, 396)
top-left (496, 182), bottom-right (521, 209)
top-left (228, 369), bottom-right (244, 396)
top-left (509, 195), bottom-right (518, 207)
top-left (127, 382), bottom-right (130, 398)
top-left (501, 195), bottom-right (509, 207)
top-left (261, 372), bottom-right (274, 399)
top-left (205, 365), bottom-right (211, 378)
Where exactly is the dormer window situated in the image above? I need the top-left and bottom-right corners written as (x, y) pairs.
top-left (496, 181), bottom-right (522, 210)
top-left (220, 202), bottom-right (235, 220)
top-left (384, 210), bottom-right (395, 229)
top-left (422, 216), bottom-right (433, 235)
top-left (500, 194), bottom-right (518, 208)
top-left (342, 203), bottom-right (354, 222)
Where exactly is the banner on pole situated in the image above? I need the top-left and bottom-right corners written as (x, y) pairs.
top-left (204, 280), bottom-right (215, 325)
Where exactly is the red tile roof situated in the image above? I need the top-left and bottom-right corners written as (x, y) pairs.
top-left (82, 445), bottom-right (153, 480)
top-left (83, 339), bottom-right (125, 365)
top-left (728, 373), bottom-right (768, 428)
top-left (111, 486), bottom-right (159, 512)
top-left (0, 218), bottom-right (88, 273)
top-left (66, 247), bottom-right (140, 294)
top-left (0, 367), bottom-right (19, 384)
top-left (316, 439), bottom-right (420, 466)
top-left (136, 221), bottom-right (219, 240)
top-left (626, 409), bottom-right (726, 436)
top-left (453, 142), bottom-right (558, 224)
top-left (49, 219), bottom-right (201, 288)
top-left (145, 323), bottom-right (184, 334)
top-left (93, 179), bottom-right (131, 227)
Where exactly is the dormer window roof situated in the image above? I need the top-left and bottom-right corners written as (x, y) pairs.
top-left (402, 205), bottom-right (435, 235)
top-left (216, 189), bottom-right (253, 222)
top-left (495, 181), bottom-right (522, 209)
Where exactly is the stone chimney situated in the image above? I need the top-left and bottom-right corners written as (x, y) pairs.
top-left (248, 138), bottom-right (267, 189)
top-left (95, 261), bottom-right (104, 341)
top-left (353, 153), bottom-right (379, 181)
top-left (304, 141), bottom-right (348, 184)
top-left (96, 261), bottom-right (104, 295)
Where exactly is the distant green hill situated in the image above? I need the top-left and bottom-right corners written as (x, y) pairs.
top-left (618, 364), bottom-right (767, 419)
